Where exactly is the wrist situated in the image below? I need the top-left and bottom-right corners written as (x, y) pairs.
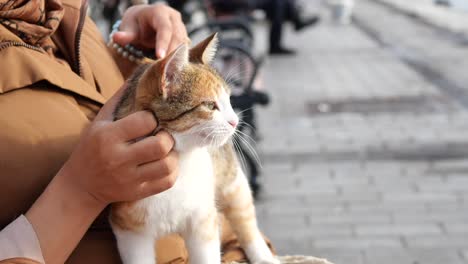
top-left (25, 167), bottom-right (107, 263)
top-left (54, 166), bottom-right (109, 212)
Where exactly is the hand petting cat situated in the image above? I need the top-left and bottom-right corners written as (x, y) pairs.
top-left (111, 3), bottom-right (189, 59)
top-left (61, 85), bottom-right (179, 206)
top-left (25, 85), bottom-right (179, 264)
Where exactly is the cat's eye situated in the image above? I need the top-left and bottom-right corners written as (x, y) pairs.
top-left (204, 101), bottom-right (219, 111)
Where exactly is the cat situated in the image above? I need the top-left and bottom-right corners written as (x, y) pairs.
top-left (110, 33), bottom-right (279, 264)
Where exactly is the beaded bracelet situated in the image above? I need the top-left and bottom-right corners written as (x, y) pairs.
top-left (108, 20), bottom-right (156, 63)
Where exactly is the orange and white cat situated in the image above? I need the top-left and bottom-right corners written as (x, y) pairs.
top-left (110, 33), bottom-right (279, 264)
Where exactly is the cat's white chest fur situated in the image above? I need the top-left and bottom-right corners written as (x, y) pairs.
top-left (137, 147), bottom-right (215, 235)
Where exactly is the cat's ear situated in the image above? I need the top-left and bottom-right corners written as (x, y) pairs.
top-left (147, 44), bottom-right (189, 99)
top-left (138, 44), bottom-right (188, 101)
top-left (189, 32), bottom-right (218, 64)
top-left (161, 43), bottom-right (189, 82)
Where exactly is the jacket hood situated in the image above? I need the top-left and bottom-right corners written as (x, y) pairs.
top-left (0, 0), bottom-right (123, 105)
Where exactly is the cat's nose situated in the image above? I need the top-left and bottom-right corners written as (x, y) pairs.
top-left (228, 120), bottom-right (238, 128)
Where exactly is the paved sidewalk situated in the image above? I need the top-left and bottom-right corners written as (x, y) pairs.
top-left (253, 2), bottom-right (468, 264)
top-left (373, 0), bottom-right (468, 36)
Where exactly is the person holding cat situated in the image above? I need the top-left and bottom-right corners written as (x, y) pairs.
top-left (0, 0), bottom-right (274, 264)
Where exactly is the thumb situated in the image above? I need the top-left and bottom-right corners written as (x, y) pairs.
top-left (112, 20), bottom-right (138, 46)
top-left (95, 84), bottom-right (128, 121)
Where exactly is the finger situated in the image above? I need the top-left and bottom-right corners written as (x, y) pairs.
top-left (95, 84), bottom-right (128, 121)
top-left (113, 31), bottom-right (138, 46)
top-left (112, 18), bottom-right (139, 46)
top-left (167, 18), bottom-right (188, 54)
top-left (128, 131), bottom-right (175, 164)
top-left (168, 35), bottom-right (189, 55)
top-left (152, 15), bottom-right (172, 58)
top-left (137, 150), bottom-right (178, 182)
top-left (111, 111), bottom-right (157, 141)
top-left (136, 167), bottom-right (178, 198)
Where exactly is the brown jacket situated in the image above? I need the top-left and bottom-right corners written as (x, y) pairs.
top-left (0, 0), bottom-right (254, 263)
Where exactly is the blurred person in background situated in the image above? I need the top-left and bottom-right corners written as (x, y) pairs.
top-left (0, 0), bottom-right (274, 263)
top-left (179, 0), bottom-right (320, 55)
top-left (251, 0), bottom-right (320, 55)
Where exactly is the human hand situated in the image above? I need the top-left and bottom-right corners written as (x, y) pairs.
top-left (112, 3), bottom-right (188, 59)
top-left (60, 85), bottom-right (179, 206)
top-left (25, 85), bottom-right (178, 263)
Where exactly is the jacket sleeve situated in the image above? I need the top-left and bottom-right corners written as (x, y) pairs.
top-left (0, 216), bottom-right (44, 264)
top-left (0, 258), bottom-right (41, 264)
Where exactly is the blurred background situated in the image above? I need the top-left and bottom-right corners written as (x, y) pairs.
top-left (91, 0), bottom-right (468, 263)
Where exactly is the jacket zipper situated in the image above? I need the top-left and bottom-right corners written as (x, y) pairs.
top-left (72, 0), bottom-right (89, 76)
top-left (0, 40), bottom-right (45, 53)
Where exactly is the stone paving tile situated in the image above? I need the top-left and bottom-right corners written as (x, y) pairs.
top-left (307, 212), bottom-right (392, 225)
top-left (393, 212), bottom-right (468, 225)
top-left (443, 223), bottom-right (468, 234)
top-left (311, 249), bottom-right (365, 264)
top-left (253, 1), bottom-right (468, 263)
top-left (313, 237), bottom-right (403, 249)
top-left (381, 193), bottom-right (458, 203)
top-left (426, 202), bottom-right (468, 213)
top-left (264, 44), bottom-right (441, 104)
top-left (462, 250), bottom-right (468, 262)
top-left (271, 237), bottom-right (315, 256)
top-left (259, 112), bottom-right (468, 159)
top-left (417, 182), bottom-right (468, 192)
top-left (264, 223), bottom-right (354, 241)
top-left (346, 201), bottom-right (428, 214)
top-left (260, 204), bottom-right (347, 218)
top-left (410, 249), bottom-right (466, 264)
top-left (366, 248), bottom-right (466, 264)
top-left (363, 248), bottom-right (413, 264)
top-left (355, 224), bottom-right (442, 236)
top-left (255, 196), bottom-right (306, 210)
top-left (354, 0), bottom-right (468, 108)
top-left (258, 215), bottom-right (308, 239)
top-left (404, 235), bottom-right (468, 248)
top-left (429, 159), bottom-right (468, 172)
top-left (446, 175), bottom-right (468, 186)
top-left (377, 0), bottom-right (468, 35)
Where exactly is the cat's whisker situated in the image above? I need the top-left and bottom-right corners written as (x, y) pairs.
top-left (225, 69), bottom-right (251, 88)
top-left (202, 129), bottom-right (218, 145)
top-left (232, 137), bottom-right (248, 173)
top-left (193, 125), bottom-right (218, 134)
top-left (222, 59), bottom-right (247, 85)
top-left (235, 111), bottom-right (256, 130)
top-left (235, 107), bottom-right (254, 116)
top-left (195, 125), bottom-right (218, 145)
top-left (215, 129), bottom-right (228, 146)
top-left (237, 130), bottom-right (262, 154)
top-left (195, 124), bottom-right (218, 132)
top-left (233, 132), bottom-right (262, 169)
top-left (235, 133), bottom-right (261, 167)
top-left (236, 122), bottom-right (256, 136)
top-left (226, 71), bottom-right (247, 86)
top-left (232, 133), bottom-right (258, 176)
top-left (235, 129), bottom-right (257, 145)
top-left (224, 65), bottom-right (251, 87)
